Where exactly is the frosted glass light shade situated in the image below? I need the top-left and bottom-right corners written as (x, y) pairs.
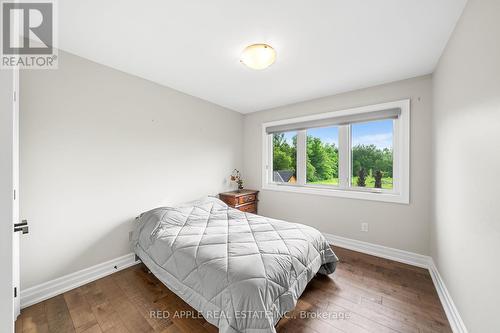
top-left (240, 44), bottom-right (276, 70)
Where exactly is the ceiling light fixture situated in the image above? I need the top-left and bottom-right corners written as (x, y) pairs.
top-left (240, 44), bottom-right (276, 70)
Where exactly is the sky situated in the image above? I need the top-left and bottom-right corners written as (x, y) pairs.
top-left (283, 119), bottom-right (393, 149)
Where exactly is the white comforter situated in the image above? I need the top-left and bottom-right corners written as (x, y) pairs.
top-left (132, 197), bottom-right (338, 333)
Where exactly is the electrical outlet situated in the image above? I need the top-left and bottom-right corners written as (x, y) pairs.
top-left (361, 222), bottom-right (369, 232)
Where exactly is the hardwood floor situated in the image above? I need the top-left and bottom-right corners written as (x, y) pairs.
top-left (15, 246), bottom-right (452, 333)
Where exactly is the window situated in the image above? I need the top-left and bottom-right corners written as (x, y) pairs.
top-left (351, 119), bottom-right (393, 190)
top-left (262, 100), bottom-right (409, 203)
top-left (272, 131), bottom-right (297, 184)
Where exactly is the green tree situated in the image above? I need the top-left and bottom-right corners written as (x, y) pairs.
top-left (374, 170), bottom-right (383, 188)
top-left (357, 168), bottom-right (367, 187)
top-left (273, 149), bottom-right (292, 170)
top-left (272, 133), bottom-right (297, 176)
top-left (306, 136), bottom-right (338, 182)
top-left (306, 159), bottom-right (316, 180)
top-left (324, 143), bottom-right (338, 178)
top-left (352, 144), bottom-right (392, 177)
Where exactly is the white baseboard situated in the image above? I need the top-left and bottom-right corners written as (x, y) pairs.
top-left (324, 233), bottom-right (431, 268)
top-left (324, 232), bottom-right (468, 333)
top-left (427, 258), bottom-right (468, 333)
top-left (20, 253), bottom-right (140, 309)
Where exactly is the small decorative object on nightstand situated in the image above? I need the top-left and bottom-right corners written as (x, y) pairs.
top-left (230, 169), bottom-right (244, 191)
top-left (219, 190), bottom-right (259, 214)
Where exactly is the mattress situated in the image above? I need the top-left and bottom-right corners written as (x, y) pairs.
top-left (132, 197), bottom-right (338, 333)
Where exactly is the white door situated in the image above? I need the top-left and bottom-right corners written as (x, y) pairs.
top-left (12, 68), bottom-right (21, 318)
top-left (0, 68), bottom-right (18, 332)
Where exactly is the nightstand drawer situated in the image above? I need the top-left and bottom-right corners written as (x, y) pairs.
top-left (238, 194), bottom-right (256, 205)
top-left (238, 203), bottom-right (257, 213)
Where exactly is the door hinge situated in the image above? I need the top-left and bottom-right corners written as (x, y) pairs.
top-left (14, 91), bottom-right (17, 102)
top-left (13, 189), bottom-right (16, 200)
top-left (14, 287), bottom-right (17, 298)
top-left (14, 220), bottom-right (29, 234)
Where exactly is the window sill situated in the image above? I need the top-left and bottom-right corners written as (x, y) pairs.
top-left (262, 183), bottom-right (409, 204)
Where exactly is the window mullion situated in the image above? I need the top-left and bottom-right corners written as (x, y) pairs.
top-left (338, 125), bottom-right (350, 189)
top-left (296, 130), bottom-right (306, 185)
top-left (267, 134), bottom-right (273, 184)
top-left (392, 119), bottom-right (400, 193)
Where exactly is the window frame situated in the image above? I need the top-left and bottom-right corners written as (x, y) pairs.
top-left (262, 99), bottom-right (410, 204)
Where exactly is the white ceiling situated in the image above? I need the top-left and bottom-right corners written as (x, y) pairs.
top-left (59, 0), bottom-right (467, 113)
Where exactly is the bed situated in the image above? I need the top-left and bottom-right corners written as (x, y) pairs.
top-left (132, 197), bottom-right (338, 333)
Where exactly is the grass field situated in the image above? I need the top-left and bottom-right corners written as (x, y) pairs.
top-left (309, 177), bottom-right (393, 189)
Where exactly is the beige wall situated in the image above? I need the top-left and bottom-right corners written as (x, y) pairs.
top-left (431, 0), bottom-right (500, 331)
top-left (20, 51), bottom-right (243, 289)
top-left (243, 75), bottom-right (433, 254)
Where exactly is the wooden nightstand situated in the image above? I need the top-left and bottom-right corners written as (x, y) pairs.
top-left (219, 190), bottom-right (259, 214)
